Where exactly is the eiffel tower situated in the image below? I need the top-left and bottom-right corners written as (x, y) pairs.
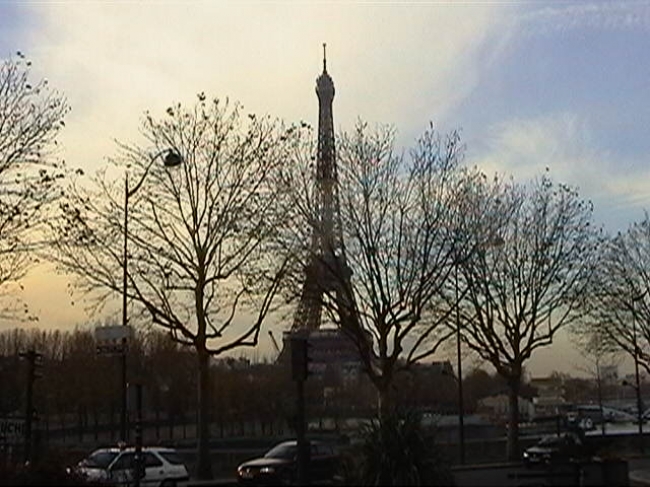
top-left (280, 46), bottom-right (360, 372)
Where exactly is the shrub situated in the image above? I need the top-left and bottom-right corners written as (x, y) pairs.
top-left (340, 410), bottom-right (454, 486)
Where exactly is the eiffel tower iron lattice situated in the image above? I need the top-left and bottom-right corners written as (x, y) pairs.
top-left (290, 45), bottom-right (354, 335)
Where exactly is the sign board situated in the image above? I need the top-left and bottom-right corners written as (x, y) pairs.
top-left (95, 325), bottom-right (133, 355)
top-left (0, 418), bottom-right (25, 443)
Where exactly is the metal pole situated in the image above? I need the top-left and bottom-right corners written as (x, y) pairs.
top-left (134, 382), bottom-right (143, 487)
top-left (596, 361), bottom-right (605, 437)
top-left (633, 298), bottom-right (644, 452)
top-left (296, 378), bottom-right (308, 485)
top-left (121, 176), bottom-right (129, 443)
top-left (456, 267), bottom-right (465, 465)
top-left (23, 351), bottom-right (34, 464)
top-left (117, 152), bottom-right (180, 445)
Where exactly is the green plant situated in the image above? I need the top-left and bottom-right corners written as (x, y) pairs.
top-left (341, 410), bottom-right (454, 486)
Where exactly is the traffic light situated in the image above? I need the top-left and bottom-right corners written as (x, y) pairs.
top-left (290, 336), bottom-right (311, 382)
top-left (19, 350), bottom-right (43, 384)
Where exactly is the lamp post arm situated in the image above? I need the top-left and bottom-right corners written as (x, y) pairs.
top-left (128, 149), bottom-right (172, 199)
top-left (120, 176), bottom-right (129, 442)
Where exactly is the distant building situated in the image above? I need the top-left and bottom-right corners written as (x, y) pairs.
top-left (282, 328), bottom-right (365, 383)
top-left (477, 394), bottom-right (534, 422)
top-left (398, 360), bottom-right (457, 413)
top-left (600, 365), bottom-right (619, 385)
top-left (409, 360), bottom-right (454, 376)
top-left (530, 375), bottom-right (567, 418)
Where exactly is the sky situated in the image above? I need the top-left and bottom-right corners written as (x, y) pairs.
top-left (1, 0), bottom-right (649, 377)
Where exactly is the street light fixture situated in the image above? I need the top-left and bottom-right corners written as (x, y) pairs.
top-left (120, 148), bottom-right (182, 442)
top-left (451, 233), bottom-right (504, 464)
top-left (619, 288), bottom-right (649, 454)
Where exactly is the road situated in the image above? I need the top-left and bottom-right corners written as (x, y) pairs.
top-left (453, 457), bottom-right (648, 487)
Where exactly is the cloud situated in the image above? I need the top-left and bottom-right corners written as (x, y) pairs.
top-left (475, 112), bottom-right (598, 179)
top-left (15, 2), bottom-right (506, 172)
top-left (519, 1), bottom-right (650, 37)
top-left (472, 112), bottom-right (650, 230)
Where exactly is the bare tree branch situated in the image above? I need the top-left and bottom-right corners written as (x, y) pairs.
top-left (0, 54), bottom-right (69, 320)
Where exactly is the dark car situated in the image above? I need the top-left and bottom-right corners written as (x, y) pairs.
top-left (236, 440), bottom-right (338, 485)
top-left (523, 433), bottom-right (587, 467)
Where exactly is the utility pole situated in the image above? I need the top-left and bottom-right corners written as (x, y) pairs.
top-left (20, 350), bottom-right (42, 464)
top-left (291, 335), bottom-right (310, 485)
top-left (133, 382), bottom-right (143, 487)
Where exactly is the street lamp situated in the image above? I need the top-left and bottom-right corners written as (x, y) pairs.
top-left (451, 233), bottom-right (503, 464)
top-left (455, 265), bottom-right (465, 465)
top-left (622, 378), bottom-right (644, 449)
top-left (630, 291), bottom-right (647, 453)
top-left (120, 149), bottom-right (182, 442)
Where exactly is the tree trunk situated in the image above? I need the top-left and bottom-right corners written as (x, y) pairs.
top-left (377, 381), bottom-right (392, 423)
top-left (507, 378), bottom-right (521, 461)
top-left (196, 349), bottom-right (213, 479)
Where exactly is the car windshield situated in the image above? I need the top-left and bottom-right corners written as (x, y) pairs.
top-left (80, 450), bottom-right (119, 469)
top-left (265, 444), bottom-right (296, 460)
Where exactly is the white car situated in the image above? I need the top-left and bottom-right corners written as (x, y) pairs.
top-left (72, 446), bottom-right (189, 487)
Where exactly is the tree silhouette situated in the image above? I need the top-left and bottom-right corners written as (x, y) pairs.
top-left (0, 54), bottom-right (69, 319)
top-left (455, 173), bottom-right (599, 460)
top-left (51, 96), bottom-right (299, 478)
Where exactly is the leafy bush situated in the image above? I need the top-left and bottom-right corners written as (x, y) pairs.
top-left (0, 451), bottom-right (98, 486)
top-left (340, 410), bottom-right (454, 486)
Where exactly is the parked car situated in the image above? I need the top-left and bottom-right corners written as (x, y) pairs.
top-left (523, 433), bottom-right (587, 467)
top-left (236, 440), bottom-right (338, 485)
top-left (70, 445), bottom-right (189, 486)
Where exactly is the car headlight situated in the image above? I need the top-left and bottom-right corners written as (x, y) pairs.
top-left (260, 466), bottom-right (276, 474)
top-left (523, 452), bottom-right (529, 458)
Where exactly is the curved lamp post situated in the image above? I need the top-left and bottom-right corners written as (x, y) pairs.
top-left (455, 265), bottom-right (465, 465)
top-left (452, 234), bottom-right (504, 465)
top-left (120, 149), bottom-right (182, 442)
top-left (628, 288), bottom-right (648, 453)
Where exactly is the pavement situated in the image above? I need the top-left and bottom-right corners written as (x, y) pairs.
top-left (632, 471), bottom-right (650, 486)
top-left (180, 479), bottom-right (236, 487)
top-left (628, 456), bottom-right (650, 486)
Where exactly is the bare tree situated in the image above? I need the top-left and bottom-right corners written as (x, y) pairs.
top-left (50, 96), bottom-right (297, 479)
top-left (0, 53), bottom-right (69, 318)
top-left (277, 122), bottom-right (467, 417)
top-left (456, 173), bottom-right (599, 460)
top-left (572, 331), bottom-right (621, 435)
top-left (579, 214), bottom-right (650, 374)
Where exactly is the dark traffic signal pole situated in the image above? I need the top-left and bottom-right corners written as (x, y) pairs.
top-left (20, 350), bottom-right (42, 464)
top-left (134, 382), bottom-right (143, 487)
top-left (291, 335), bottom-right (310, 485)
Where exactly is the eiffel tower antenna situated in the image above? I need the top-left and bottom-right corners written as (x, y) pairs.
top-left (323, 43), bottom-right (327, 72)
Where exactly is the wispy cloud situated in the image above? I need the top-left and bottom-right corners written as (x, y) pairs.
top-left (520, 1), bottom-right (650, 36)
top-left (473, 112), bottom-right (650, 229)
top-left (475, 112), bottom-right (600, 180)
